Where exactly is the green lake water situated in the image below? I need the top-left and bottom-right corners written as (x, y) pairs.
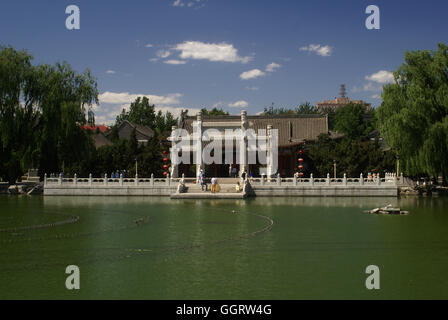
top-left (0, 195), bottom-right (448, 299)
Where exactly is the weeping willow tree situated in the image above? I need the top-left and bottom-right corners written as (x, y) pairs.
top-left (0, 46), bottom-right (98, 182)
top-left (377, 43), bottom-right (448, 180)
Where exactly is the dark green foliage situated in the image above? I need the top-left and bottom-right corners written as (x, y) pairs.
top-left (295, 102), bottom-right (318, 115)
top-left (200, 108), bottom-right (229, 116)
top-left (154, 109), bottom-right (177, 135)
top-left (333, 103), bottom-right (374, 140)
top-left (309, 134), bottom-right (395, 177)
top-left (116, 97), bottom-right (156, 127)
top-left (377, 43), bottom-right (448, 179)
top-left (262, 102), bottom-right (317, 116)
top-left (116, 96), bottom-right (177, 135)
top-left (309, 103), bottom-right (393, 177)
top-left (93, 134), bottom-right (162, 178)
top-left (0, 46), bottom-right (98, 182)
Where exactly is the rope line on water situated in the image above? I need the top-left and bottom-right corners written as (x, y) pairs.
top-left (0, 216), bottom-right (79, 233)
top-left (0, 206), bottom-right (274, 272)
top-left (0, 215), bottom-right (150, 244)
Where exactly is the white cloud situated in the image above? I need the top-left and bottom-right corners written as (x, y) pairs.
top-left (300, 44), bottom-right (333, 57)
top-left (172, 0), bottom-right (206, 9)
top-left (212, 101), bottom-right (225, 108)
top-left (93, 91), bottom-right (190, 125)
top-left (240, 69), bottom-right (265, 80)
top-left (105, 70), bottom-right (116, 74)
top-left (144, 43), bottom-right (153, 48)
top-left (173, 41), bottom-right (252, 63)
top-left (163, 59), bottom-right (187, 65)
top-left (99, 92), bottom-right (182, 105)
top-left (228, 100), bottom-right (249, 108)
top-left (265, 62), bottom-right (281, 72)
top-left (371, 94), bottom-right (382, 99)
top-left (173, 0), bottom-right (184, 7)
top-left (363, 82), bottom-right (382, 92)
top-left (156, 50), bottom-right (171, 58)
top-left (365, 70), bottom-right (394, 84)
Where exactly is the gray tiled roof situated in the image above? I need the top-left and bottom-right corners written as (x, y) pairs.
top-left (180, 114), bottom-right (328, 147)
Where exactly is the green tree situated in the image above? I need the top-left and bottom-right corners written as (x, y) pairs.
top-left (262, 102), bottom-right (317, 116)
top-left (0, 46), bottom-right (98, 182)
top-left (377, 43), bottom-right (448, 179)
top-left (309, 134), bottom-right (395, 177)
top-left (116, 97), bottom-right (156, 127)
top-left (295, 102), bottom-right (318, 114)
top-left (154, 110), bottom-right (177, 134)
top-left (200, 107), bottom-right (229, 116)
top-left (333, 103), bottom-right (373, 140)
top-left (262, 104), bottom-right (295, 115)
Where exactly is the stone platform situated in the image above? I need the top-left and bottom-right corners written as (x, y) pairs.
top-left (171, 192), bottom-right (245, 199)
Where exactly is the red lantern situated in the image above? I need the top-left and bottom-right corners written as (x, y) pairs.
top-left (163, 164), bottom-right (169, 170)
top-left (298, 172), bottom-right (304, 177)
top-left (298, 165), bottom-right (304, 170)
top-left (298, 158), bottom-right (304, 163)
top-left (163, 171), bottom-right (167, 176)
top-left (163, 157), bottom-right (168, 162)
top-left (298, 150), bottom-right (304, 155)
top-left (163, 150), bottom-right (168, 155)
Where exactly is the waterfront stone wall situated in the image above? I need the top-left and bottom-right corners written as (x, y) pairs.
top-left (43, 173), bottom-right (399, 197)
top-left (44, 174), bottom-right (177, 196)
top-left (249, 173), bottom-right (399, 197)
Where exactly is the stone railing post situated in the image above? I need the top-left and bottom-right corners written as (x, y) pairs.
top-left (326, 173), bottom-right (330, 186)
top-left (120, 174), bottom-right (123, 186)
top-left (135, 173), bottom-right (139, 186)
top-left (150, 174), bottom-right (154, 186)
top-left (181, 173), bottom-right (185, 184)
top-left (360, 173), bottom-right (364, 185)
top-left (74, 173), bottom-right (77, 186)
top-left (310, 173), bottom-right (314, 186)
top-left (343, 173), bottom-right (347, 186)
top-left (89, 173), bottom-right (92, 186)
top-left (293, 173), bottom-right (298, 186)
top-left (261, 174), bottom-right (265, 186)
top-left (104, 173), bottom-right (108, 186)
top-left (166, 173), bottom-right (171, 186)
top-left (44, 173), bottom-right (47, 186)
top-left (59, 173), bottom-right (62, 185)
top-left (277, 174), bottom-right (281, 186)
top-left (376, 174), bottom-right (381, 185)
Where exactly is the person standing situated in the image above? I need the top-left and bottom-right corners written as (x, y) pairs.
top-left (231, 166), bottom-right (237, 178)
top-left (199, 169), bottom-right (207, 191)
top-left (211, 177), bottom-right (217, 193)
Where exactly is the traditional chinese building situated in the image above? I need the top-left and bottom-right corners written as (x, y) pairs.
top-left (169, 110), bottom-right (329, 178)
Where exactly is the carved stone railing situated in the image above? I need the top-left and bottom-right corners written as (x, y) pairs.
top-left (249, 173), bottom-right (397, 187)
top-left (44, 173), bottom-right (174, 187)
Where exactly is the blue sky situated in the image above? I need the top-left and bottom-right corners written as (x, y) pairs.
top-left (1, 0), bottom-right (447, 124)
